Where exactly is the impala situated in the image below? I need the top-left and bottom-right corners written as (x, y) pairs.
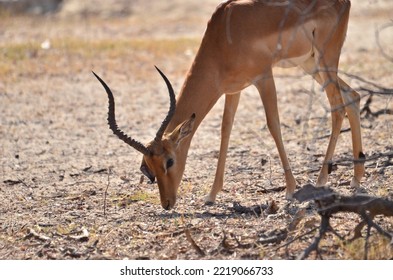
top-left (94, 0), bottom-right (365, 210)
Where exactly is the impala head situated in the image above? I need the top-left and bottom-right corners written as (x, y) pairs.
top-left (93, 67), bottom-right (195, 210)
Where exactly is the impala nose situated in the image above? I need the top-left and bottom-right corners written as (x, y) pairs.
top-left (162, 199), bottom-right (176, 210)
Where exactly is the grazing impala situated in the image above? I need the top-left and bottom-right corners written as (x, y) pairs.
top-left (94, 0), bottom-right (365, 210)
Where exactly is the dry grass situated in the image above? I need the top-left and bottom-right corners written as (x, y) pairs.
top-left (0, 34), bottom-right (199, 82)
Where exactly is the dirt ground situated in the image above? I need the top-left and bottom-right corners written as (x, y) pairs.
top-left (1, 0), bottom-right (393, 260)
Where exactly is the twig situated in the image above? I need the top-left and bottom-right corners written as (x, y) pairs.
top-left (184, 228), bottom-right (205, 257)
top-left (24, 228), bottom-right (51, 242)
top-left (278, 226), bottom-right (318, 249)
top-left (65, 180), bottom-right (96, 187)
top-left (69, 227), bottom-right (89, 242)
top-left (258, 230), bottom-right (288, 245)
top-left (104, 167), bottom-right (112, 218)
top-left (3, 179), bottom-right (23, 186)
top-left (375, 22), bottom-right (393, 64)
top-left (360, 94), bottom-right (393, 119)
top-left (231, 200), bottom-right (279, 216)
top-left (340, 70), bottom-right (392, 92)
top-left (317, 128), bottom-right (351, 140)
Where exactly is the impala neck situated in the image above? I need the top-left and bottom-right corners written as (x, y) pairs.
top-left (165, 4), bottom-right (227, 139)
top-left (167, 56), bottom-right (221, 137)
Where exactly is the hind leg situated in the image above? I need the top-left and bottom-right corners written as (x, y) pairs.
top-left (337, 77), bottom-right (365, 187)
top-left (301, 58), bottom-right (344, 186)
top-left (316, 73), bottom-right (346, 187)
top-left (301, 57), bottom-right (365, 188)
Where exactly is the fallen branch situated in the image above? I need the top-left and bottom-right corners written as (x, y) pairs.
top-left (69, 227), bottom-right (89, 242)
top-left (293, 184), bottom-right (393, 260)
top-left (232, 200), bottom-right (279, 216)
top-left (296, 215), bottom-right (330, 260)
top-left (25, 228), bottom-right (51, 242)
top-left (258, 229), bottom-right (288, 245)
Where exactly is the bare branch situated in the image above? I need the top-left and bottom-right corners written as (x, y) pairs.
top-left (293, 185), bottom-right (393, 260)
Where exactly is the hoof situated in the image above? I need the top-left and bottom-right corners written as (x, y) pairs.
top-left (204, 194), bottom-right (216, 206)
top-left (285, 191), bottom-right (294, 200)
top-left (350, 177), bottom-right (360, 188)
top-left (315, 180), bottom-right (327, 188)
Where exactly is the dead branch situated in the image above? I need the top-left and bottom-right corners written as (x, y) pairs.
top-left (293, 184), bottom-right (393, 259)
top-left (231, 200), bottom-right (279, 216)
top-left (24, 228), bottom-right (51, 242)
top-left (232, 202), bottom-right (267, 216)
top-left (258, 228), bottom-right (288, 245)
top-left (360, 94), bottom-right (393, 119)
top-left (297, 215), bottom-right (330, 260)
top-left (68, 227), bottom-right (89, 242)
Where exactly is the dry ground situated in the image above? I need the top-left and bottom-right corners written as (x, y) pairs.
top-left (1, 0), bottom-right (393, 260)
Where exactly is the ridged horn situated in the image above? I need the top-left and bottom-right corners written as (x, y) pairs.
top-left (154, 66), bottom-right (176, 142)
top-left (92, 71), bottom-right (151, 156)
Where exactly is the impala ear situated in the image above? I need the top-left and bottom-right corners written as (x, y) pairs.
top-left (169, 114), bottom-right (196, 146)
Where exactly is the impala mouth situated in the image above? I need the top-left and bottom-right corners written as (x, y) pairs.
top-left (140, 164), bottom-right (155, 183)
top-left (164, 200), bottom-right (171, 210)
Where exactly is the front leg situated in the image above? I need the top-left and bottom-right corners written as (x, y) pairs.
top-left (205, 92), bottom-right (240, 205)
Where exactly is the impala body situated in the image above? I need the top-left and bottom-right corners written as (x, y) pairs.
top-left (95, 0), bottom-right (365, 210)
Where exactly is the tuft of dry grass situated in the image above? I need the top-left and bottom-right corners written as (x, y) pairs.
top-left (341, 235), bottom-right (393, 260)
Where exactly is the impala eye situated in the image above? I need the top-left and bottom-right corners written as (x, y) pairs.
top-left (166, 158), bottom-right (174, 169)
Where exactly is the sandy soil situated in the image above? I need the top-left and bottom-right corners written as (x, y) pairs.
top-left (1, 0), bottom-right (392, 260)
